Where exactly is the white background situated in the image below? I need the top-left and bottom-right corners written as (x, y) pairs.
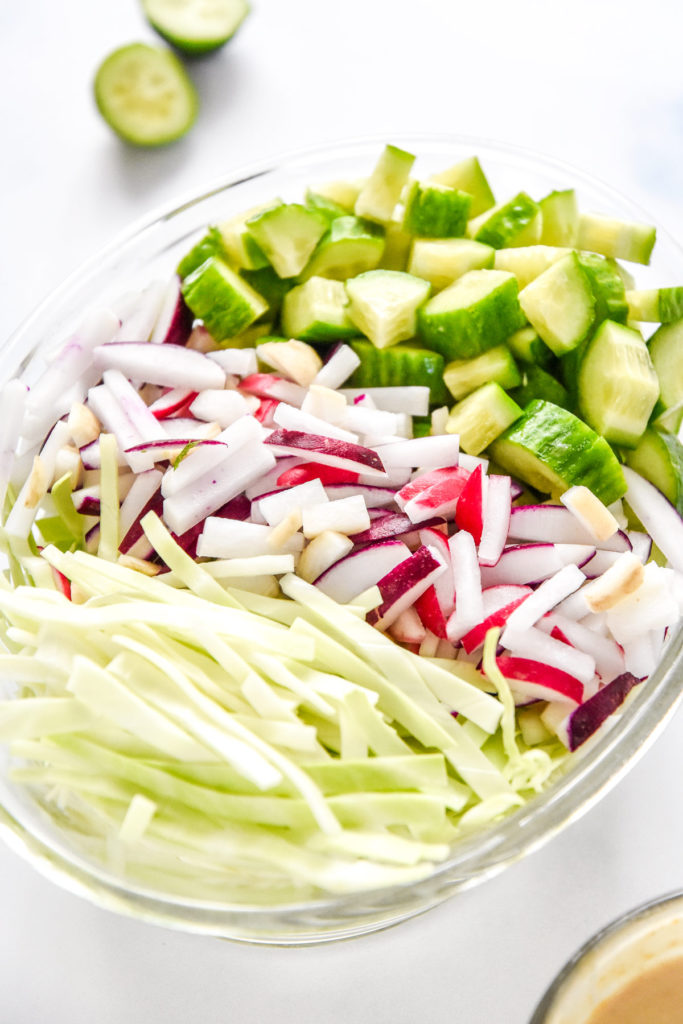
top-left (1, 1), bottom-right (682, 1020)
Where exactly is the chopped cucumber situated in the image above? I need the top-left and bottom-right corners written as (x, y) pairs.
top-left (490, 400), bottom-right (627, 504)
top-left (299, 216), bottom-right (385, 282)
top-left (493, 245), bottom-right (571, 290)
top-left (345, 270), bottom-right (431, 349)
top-left (246, 204), bottom-right (328, 279)
top-left (649, 318), bottom-right (683, 413)
top-left (407, 238), bottom-right (494, 291)
top-left (509, 364), bottom-right (570, 410)
top-left (446, 382), bottom-right (522, 455)
top-left (281, 277), bottom-right (356, 342)
top-left (93, 43), bottom-right (198, 147)
top-left (240, 265), bottom-right (294, 316)
top-left (418, 269), bottom-right (525, 360)
top-left (176, 227), bottom-right (230, 279)
top-left (305, 191), bottom-right (351, 223)
top-left (443, 345), bottom-right (521, 401)
top-left (181, 257), bottom-right (268, 342)
top-left (577, 212), bottom-right (656, 265)
top-left (346, 341), bottom-right (450, 406)
top-left (626, 287), bottom-right (683, 323)
top-left (310, 178), bottom-right (365, 211)
top-left (505, 325), bottom-right (554, 368)
top-left (625, 427), bottom-right (683, 515)
top-left (354, 145), bottom-right (415, 224)
top-left (381, 220), bottom-right (413, 272)
top-left (428, 156), bottom-right (495, 218)
top-left (402, 181), bottom-right (471, 237)
top-left (518, 252), bottom-right (595, 356)
top-left (577, 320), bottom-right (659, 447)
top-left (141, 0), bottom-right (250, 55)
top-left (538, 190), bottom-right (579, 246)
top-left (216, 204), bottom-right (272, 271)
top-left (576, 252), bottom-right (628, 325)
top-left (468, 192), bottom-right (542, 249)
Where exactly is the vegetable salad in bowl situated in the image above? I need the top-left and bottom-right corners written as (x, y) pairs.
top-left (0, 138), bottom-right (682, 943)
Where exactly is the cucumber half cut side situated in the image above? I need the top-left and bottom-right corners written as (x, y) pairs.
top-left (142, 0), bottom-right (250, 55)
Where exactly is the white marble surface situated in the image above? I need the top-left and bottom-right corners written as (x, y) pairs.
top-left (1, 1), bottom-right (682, 1020)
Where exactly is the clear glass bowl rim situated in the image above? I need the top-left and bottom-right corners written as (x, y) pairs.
top-left (1, 133), bottom-right (682, 945)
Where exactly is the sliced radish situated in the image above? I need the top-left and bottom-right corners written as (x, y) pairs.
top-left (196, 518), bottom-right (303, 560)
top-left (149, 276), bottom-right (194, 346)
top-left (367, 544), bottom-right (446, 631)
top-left (102, 369), bottom-right (167, 442)
top-left (567, 672), bottom-right (641, 750)
top-left (373, 434), bottom-right (460, 470)
top-left (114, 280), bottom-right (166, 342)
top-left (339, 386), bottom-right (430, 417)
top-left (322, 482), bottom-right (397, 509)
top-left (301, 385), bottom-right (348, 425)
top-left (542, 612), bottom-right (626, 681)
top-left (159, 418), bottom-right (222, 440)
top-left (273, 402), bottom-right (359, 443)
top-left (418, 526), bottom-right (454, 616)
top-left (479, 543), bottom-right (596, 587)
top-left (622, 466), bottom-right (683, 573)
top-left (500, 625), bottom-right (596, 685)
top-left (402, 467), bottom-right (471, 523)
top-left (508, 505), bottom-right (631, 552)
top-left (478, 473), bottom-right (512, 568)
top-left (414, 585), bottom-right (449, 640)
top-left (257, 478), bottom-right (328, 527)
top-left (207, 348), bottom-right (259, 377)
top-left (94, 341), bottom-right (226, 391)
top-left (310, 344), bottom-right (361, 390)
top-left (460, 585), bottom-right (533, 654)
top-left (495, 655), bottom-right (584, 705)
top-left (302, 495), bottom-right (370, 539)
top-left (454, 463), bottom-right (485, 544)
top-left (148, 388), bottom-right (199, 420)
top-left (560, 485), bottom-right (620, 543)
top-left (352, 512), bottom-right (430, 545)
top-left (446, 531), bottom-right (484, 642)
top-left (161, 415), bottom-right (263, 498)
top-left (314, 539), bottom-right (412, 603)
top-left (277, 463), bottom-right (359, 488)
top-left (189, 389), bottom-right (251, 428)
top-left (501, 563), bottom-right (586, 637)
top-left (86, 385), bottom-right (154, 473)
top-left (296, 530), bottom-right (355, 584)
top-left (264, 429), bottom-right (386, 479)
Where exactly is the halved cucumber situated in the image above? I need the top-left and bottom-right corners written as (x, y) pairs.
top-left (493, 245), bottom-right (571, 289)
top-left (346, 340), bottom-right (450, 406)
top-left (625, 427), bottom-right (683, 514)
top-left (216, 203), bottom-right (272, 271)
top-left (428, 156), bottom-right (495, 218)
top-left (577, 320), bottom-right (659, 447)
top-left (647, 318), bottom-right (683, 412)
top-left (443, 345), bottom-right (521, 401)
top-left (505, 325), bottom-right (555, 368)
top-left (345, 270), bottom-right (431, 349)
top-left (141, 0), bottom-right (249, 55)
top-left (518, 252), bottom-right (595, 356)
top-left (93, 43), bottom-right (198, 147)
top-left (407, 238), bottom-right (494, 291)
top-left (176, 226), bottom-right (230, 279)
top-left (299, 216), bottom-right (385, 282)
top-left (468, 192), bottom-right (542, 249)
top-left (445, 382), bottom-right (522, 455)
top-left (417, 269), bottom-right (525, 360)
top-left (402, 181), bottom-right (471, 237)
top-left (577, 212), bottom-right (656, 265)
top-left (489, 400), bottom-right (627, 504)
top-left (509, 364), bottom-right (570, 410)
top-left (626, 287), bottom-right (683, 323)
top-left (281, 277), bottom-right (356, 342)
top-left (181, 256), bottom-right (268, 342)
top-left (246, 203), bottom-right (328, 278)
top-left (538, 189), bottom-right (579, 246)
top-left (354, 144), bottom-right (415, 224)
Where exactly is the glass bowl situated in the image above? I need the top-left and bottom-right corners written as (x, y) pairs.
top-left (1, 135), bottom-right (682, 945)
top-left (529, 889), bottom-right (683, 1022)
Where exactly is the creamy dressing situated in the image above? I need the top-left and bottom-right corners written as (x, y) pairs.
top-left (586, 955), bottom-right (683, 1024)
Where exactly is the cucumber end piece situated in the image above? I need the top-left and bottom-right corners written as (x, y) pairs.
top-left (142, 0), bottom-right (250, 55)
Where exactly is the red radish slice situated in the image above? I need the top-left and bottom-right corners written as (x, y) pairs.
top-left (315, 539), bottom-right (412, 603)
top-left (460, 585), bottom-right (533, 654)
top-left (264, 429), bottom-right (387, 478)
top-left (446, 531), bottom-right (484, 642)
top-left (508, 505), bottom-right (631, 552)
top-left (240, 373), bottom-right (306, 407)
top-left (419, 526), bottom-right (454, 615)
top-left (373, 434), bottom-right (460, 470)
top-left (339, 387), bottom-right (430, 417)
top-left (312, 344), bottom-right (361, 390)
top-left (149, 277), bottom-right (194, 346)
top-left (367, 545), bottom-right (447, 631)
top-left (414, 585), bottom-right (449, 639)
top-left (480, 543), bottom-right (596, 587)
top-left (254, 398), bottom-right (279, 425)
top-left (396, 465), bottom-right (468, 508)
top-left (323, 483), bottom-right (399, 508)
top-left (162, 415), bottom-right (263, 498)
top-left (273, 402), bottom-right (359, 443)
top-left (71, 487), bottom-right (101, 516)
top-left (93, 342), bottom-right (226, 391)
top-left (388, 606), bottom-right (427, 645)
top-left (580, 549), bottom-right (623, 579)
top-left (276, 463), bottom-right (359, 488)
top-left (622, 466), bottom-right (683, 573)
top-left (207, 348), bottom-right (258, 377)
top-left (543, 612), bottom-right (626, 681)
top-left (148, 388), bottom-right (199, 420)
top-left (495, 655), bottom-right (584, 705)
top-left (500, 625), bottom-right (596, 685)
top-left (501, 563), bottom-right (586, 637)
top-left (352, 512), bottom-right (437, 545)
top-left (402, 467), bottom-right (471, 524)
top-left (455, 463), bottom-right (485, 544)
top-left (189, 390), bottom-right (251, 428)
top-left (567, 672), bottom-right (641, 750)
top-left (478, 473), bottom-right (511, 567)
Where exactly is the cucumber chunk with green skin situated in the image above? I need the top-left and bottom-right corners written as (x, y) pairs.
top-left (141, 0), bottom-right (249, 54)
top-left (176, 227), bottom-right (230, 279)
top-left (576, 252), bottom-right (628, 325)
top-left (246, 204), bottom-right (328, 279)
top-left (625, 427), bottom-right (683, 515)
top-left (402, 181), bottom-right (471, 238)
top-left (216, 204), bottom-right (272, 271)
top-left (354, 145), bottom-right (416, 224)
top-left (299, 216), bottom-right (385, 282)
top-left (240, 265), bottom-right (293, 316)
top-left (445, 382), bottom-right (522, 456)
top-left (518, 252), bottom-right (596, 356)
top-left (443, 345), bottom-right (521, 401)
top-left (181, 257), bottom-right (268, 342)
top-left (381, 220), bottom-right (413, 271)
top-left (305, 191), bottom-right (351, 224)
top-left (626, 287), bottom-right (683, 323)
top-left (469, 192), bottom-right (542, 249)
top-left (651, 399), bottom-right (683, 435)
top-left (489, 400), bottom-right (627, 505)
top-left (346, 341), bottom-right (450, 406)
top-left (418, 269), bottom-right (525, 360)
top-left (281, 277), bottom-right (356, 342)
top-left (428, 156), bottom-right (495, 219)
top-left (310, 179), bottom-right (365, 212)
top-left (345, 270), bottom-right (431, 350)
top-left (538, 190), bottom-right (579, 246)
top-left (407, 238), bottom-right (494, 291)
top-left (577, 212), bottom-right (656, 265)
top-left (509, 364), bottom-right (570, 410)
top-left (505, 325), bottom-right (555, 368)
top-left (493, 245), bottom-right (571, 290)
top-left (93, 43), bottom-right (198, 147)
top-left (577, 320), bottom-right (659, 447)
top-left (647, 318), bottom-right (683, 414)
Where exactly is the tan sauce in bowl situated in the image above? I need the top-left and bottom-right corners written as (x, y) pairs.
top-left (586, 954), bottom-right (683, 1024)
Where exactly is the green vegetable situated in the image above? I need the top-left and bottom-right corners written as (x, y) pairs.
top-left (141, 0), bottom-right (250, 55)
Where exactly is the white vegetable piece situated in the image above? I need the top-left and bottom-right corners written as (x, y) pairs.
top-left (257, 478), bottom-right (328, 527)
top-left (582, 551), bottom-right (645, 613)
top-left (206, 347), bottom-right (259, 377)
top-left (560, 485), bottom-right (620, 543)
top-left (197, 518), bottom-right (304, 559)
top-left (189, 389), bottom-right (251, 428)
top-left (296, 530), bottom-right (355, 584)
top-left (300, 385), bottom-right (348, 424)
top-left (87, 384), bottom-right (154, 473)
top-left (446, 531), bottom-right (484, 641)
top-left (258, 339), bottom-right (322, 387)
top-left (502, 563), bottom-right (586, 638)
top-left (161, 415), bottom-right (263, 498)
top-left (622, 466), bottom-right (683, 573)
top-left (273, 402), bottom-right (359, 442)
top-left (373, 435), bottom-right (460, 469)
top-left (302, 495), bottom-right (371, 539)
top-left (114, 280), bottom-right (166, 342)
top-left (502, 626), bottom-right (596, 686)
top-left (93, 341), bottom-right (226, 391)
top-left (340, 387), bottom-right (431, 417)
top-left (311, 345), bottom-right (361, 390)
top-left (478, 473), bottom-right (511, 567)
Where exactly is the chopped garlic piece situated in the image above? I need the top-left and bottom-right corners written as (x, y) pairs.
top-left (582, 552), bottom-right (645, 613)
top-left (561, 485), bottom-right (619, 542)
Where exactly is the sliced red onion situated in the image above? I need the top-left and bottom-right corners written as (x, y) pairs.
top-left (367, 544), bottom-right (446, 631)
top-left (207, 348), bottom-right (259, 378)
top-left (501, 563), bottom-right (586, 637)
top-left (500, 625), bottom-right (596, 685)
top-left (196, 517), bottom-right (303, 559)
top-left (312, 345), bottom-right (361, 390)
top-left (264, 429), bottom-right (387, 479)
top-left (240, 373), bottom-right (307, 407)
top-left (507, 504), bottom-right (631, 552)
top-left (460, 585), bottom-right (533, 654)
top-left (496, 655), bottom-right (584, 705)
top-left (149, 276), bottom-right (194, 346)
top-left (373, 434), bottom-right (460, 470)
top-left (339, 387), bottom-right (430, 417)
top-left (479, 543), bottom-right (596, 587)
top-left (273, 402), bottom-right (359, 443)
top-left (478, 473), bottom-right (511, 567)
top-left (161, 415), bottom-right (263, 498)
top-left (622, 466), bottom-right (683, 573)
top-left (567, 672), bottom-right (641, 750)
top-left (93, 341), bottom-right (226, 392)
top-left (189, 389), bottom-right (252, 428)
top-left (257, 478), bottom-right (328, 527)
top-left (446, 531), bottom-right (484, 642)
top-left (314, 539), bottom-right (412, 603)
